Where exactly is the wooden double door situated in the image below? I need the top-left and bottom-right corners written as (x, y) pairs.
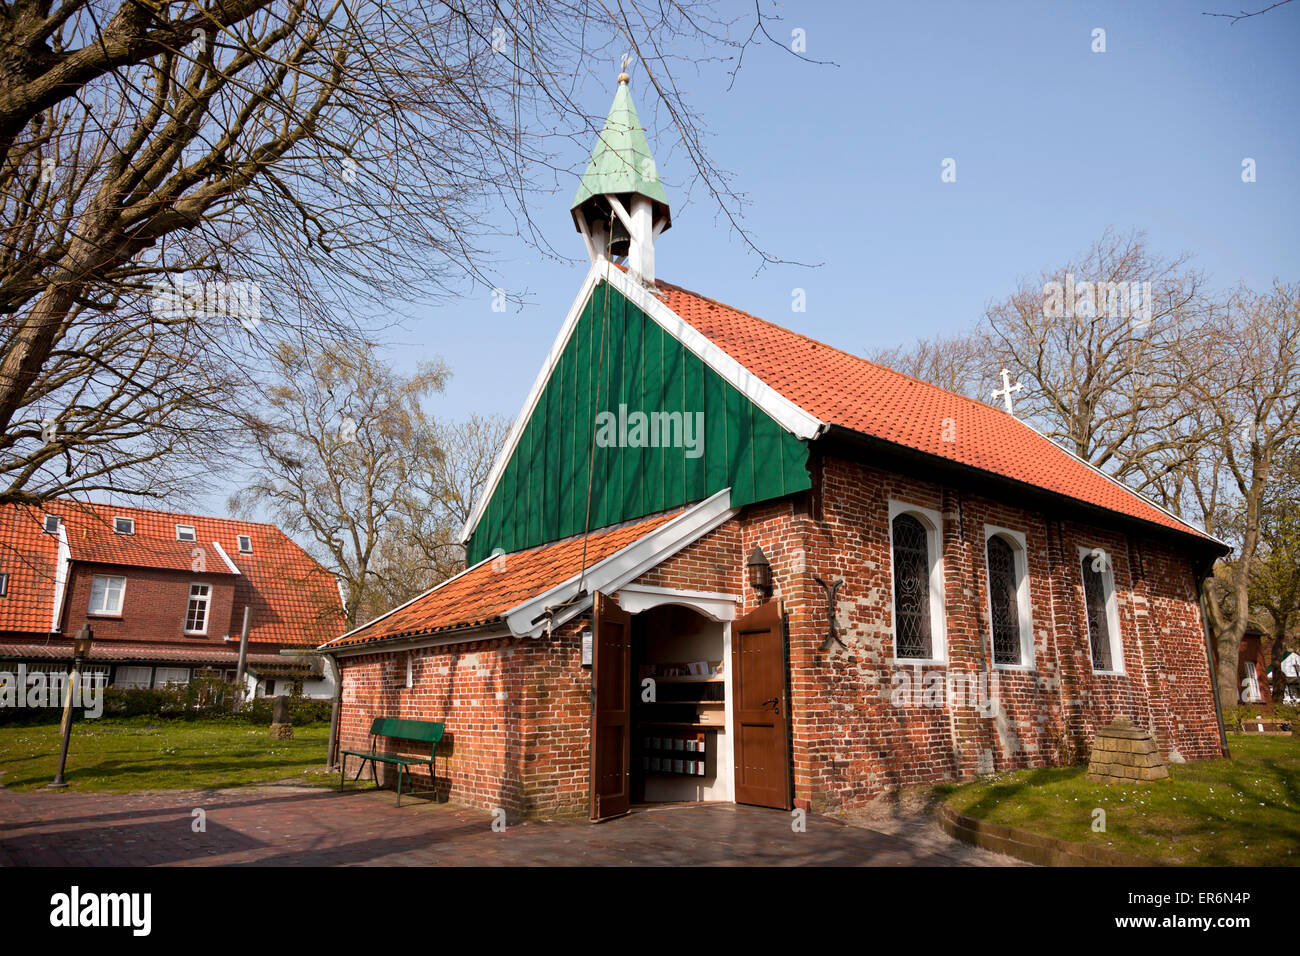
top-left (589, 592), bottom-right (791, 821)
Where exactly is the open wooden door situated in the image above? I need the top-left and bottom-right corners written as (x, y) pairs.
top-left (732, 599), bottom-right (792, 809)
top-left (589, 591), bottom-right (632, 821)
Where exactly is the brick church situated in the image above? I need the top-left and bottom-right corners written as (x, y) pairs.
top-left (323, 72), bottom-right (1228, 820)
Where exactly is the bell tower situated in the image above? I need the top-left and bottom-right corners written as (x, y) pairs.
top-left (570, 69), bottom-right (671, 288)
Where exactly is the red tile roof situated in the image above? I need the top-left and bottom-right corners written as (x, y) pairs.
top-left (326, 509), bottom-right (682, 648)
top-left (0, 501), bottom-right (343, 646)
top-left (656, 280), bottom-right (1217, 545)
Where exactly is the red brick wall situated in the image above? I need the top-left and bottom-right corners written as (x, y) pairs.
top-left (60, 565), bottom-right (237, 647)
top-left (335, 453), bottom-right (1223, 818)
top-left (335, 626), bottom-right (591, 819)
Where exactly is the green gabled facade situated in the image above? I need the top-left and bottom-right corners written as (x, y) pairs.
top-left (465, 281), bottom-right (811, 564)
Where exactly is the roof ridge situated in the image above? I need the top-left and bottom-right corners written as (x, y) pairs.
top-left (654, 277), bottom-right (1221, 548)
top-left (654, 278), bottom-right (1007, 420)
top-left (40, 497), bottom-right (282, 531)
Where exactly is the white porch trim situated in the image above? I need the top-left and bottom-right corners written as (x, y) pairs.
top-left (614, 583), bottom-right (740, 622)
top-left (504, 488), bottom-right (738, 639)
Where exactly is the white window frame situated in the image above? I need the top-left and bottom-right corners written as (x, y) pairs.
top-left (0, 571), bottom-right (8, 597)
top-left (887, 500), bottom-right (947, 663)
top-left (175, 524), bottom-right (196, 542)
top-left (113, 665), bottom-right (152, 689)
top-left (184, 582), bottom-right (211, 635)
top-left (88, 574), bottom-right (126, 616)
top-left (43, 514), bottom-right (60, 534)
top-left (236, 534), bottom-right (252, 554)
top-left (154, 666), bottom-right (190, 687)
top-left (113, 516), bottom-right (135, 535)
top-left (1077, 545), bottom-right (1125, 675)
top-left (983, 525), bottom-right (1034, 670)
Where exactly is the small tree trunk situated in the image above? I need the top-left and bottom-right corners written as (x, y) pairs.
top-left (1270, 629), bottom-right (1289, 703)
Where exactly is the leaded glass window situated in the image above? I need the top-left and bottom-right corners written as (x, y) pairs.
top-left (987, 536), bottom-right (1021, 665)
top-left (893, 514), bottom-right (932, 659)
top-left (1081, 557), bottom-right (1113, 670)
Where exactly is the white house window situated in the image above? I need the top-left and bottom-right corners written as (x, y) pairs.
top-left (237, 534), bottom-right (252, 554)
top-left (88, 574), bottom-right (126, 615)
top-left (0, 572), bottom-right (8, 597)
top-left (113, 666), bottom-right (152, 689)
top-left (985, 527), bottom-right (1033, 668)
top-left (176, 524), bottom-right (196, 542)
top-left (185, 583), bottom-right (211, 634)
top-left (889, 501), bottom-right (946, 661)
top-left (154, 666), bottom-right (190, 687)
top-left (43, 514), bottom-right (60, 534)
top-left (1079, 548), bottom-right (1124, 673)
top-left (114, 516), bottom-right (134, 535)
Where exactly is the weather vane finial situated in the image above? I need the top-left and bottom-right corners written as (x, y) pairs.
top-left (618, 53), bottom-right (631, 85)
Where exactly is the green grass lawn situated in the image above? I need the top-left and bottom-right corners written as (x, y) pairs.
top-left (937, 734), bottom-right (1300, 866)
top-left (0, 718), bottom-right (333, 792)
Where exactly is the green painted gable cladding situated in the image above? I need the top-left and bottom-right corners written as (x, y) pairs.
top-left (466, 282), bottom-right (811, 563)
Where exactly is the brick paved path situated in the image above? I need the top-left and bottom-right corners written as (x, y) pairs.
top-left (0, 784), bottom-right (1020, 866)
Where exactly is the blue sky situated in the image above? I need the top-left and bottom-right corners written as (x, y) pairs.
top-left (393, 0), bottom-right (1298, 429)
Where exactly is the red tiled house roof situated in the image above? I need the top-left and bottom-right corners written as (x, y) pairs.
top-left (0, 500), bottom-right (343, 646)
top-left (655, 279), bottom-right (1218, 546)
top-left (326, 509), bottom-right (681, 649)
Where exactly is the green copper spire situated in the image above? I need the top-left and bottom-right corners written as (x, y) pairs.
top-left (570, 75), bottom-right (671, 233)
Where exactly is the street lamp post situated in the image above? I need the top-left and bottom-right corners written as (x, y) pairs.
top-left (49, 624), bottom-right (93, 789)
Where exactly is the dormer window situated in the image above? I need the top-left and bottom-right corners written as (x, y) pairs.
top-left (114, 516), bottom-right (135, 535)
top-left (237, 534), bottom-right (252, 554)
top-left (0, 572), bottom-right (8, 597)
top-left (43, 514), bottom-right (60, 534)
top-left (176, 524), bottom-right (196, 542)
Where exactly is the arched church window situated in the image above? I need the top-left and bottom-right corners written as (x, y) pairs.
top-left (892, 513), bottom-right (932, 659)
top-left (987, 535), bottom-right (1022, 665)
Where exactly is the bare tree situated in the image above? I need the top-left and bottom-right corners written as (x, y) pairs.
top-left (864, 331), bottom-right (984, 397)
top-left (0, 0), bottom-right (802, 507)
top-left (1246, 447), bottom-right (1300, 703)
top-left (978, 228), bottom-right (1209, 489)
top-left (232, 339), bottom-right (449, 628)
top-left (1182, 282), bottom-right (1300, 709)
top-left (404, 412), bottom-right (510, 572)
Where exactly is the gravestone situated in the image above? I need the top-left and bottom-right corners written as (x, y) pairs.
top-left (270, 695), bottom-right (293, 740)
top-left (1086, 716), bottom-right (1168, 783)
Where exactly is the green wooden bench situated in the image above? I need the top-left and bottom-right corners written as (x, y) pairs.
top-left (340, 717), bottom-right (445, 806)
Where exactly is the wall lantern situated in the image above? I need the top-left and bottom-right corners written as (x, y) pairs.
top-left (747, 545), bottom-right (773, 596)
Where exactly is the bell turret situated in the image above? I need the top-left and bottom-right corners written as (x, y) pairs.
top-left (571, 71), bottom-right (671, 287)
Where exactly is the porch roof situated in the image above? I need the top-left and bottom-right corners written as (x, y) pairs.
top-left (322, 508), bottom-right (685, 651)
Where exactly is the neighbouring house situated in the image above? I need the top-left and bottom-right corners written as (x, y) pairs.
top-left (322, 74), bottom-right (1230, 821)
top-left (0, 500), bottom-right (344, 699)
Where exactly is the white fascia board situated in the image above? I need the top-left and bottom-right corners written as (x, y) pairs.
top-left (50, 525), bottom-right (72, 633)
top-left (504, 488), bottom-right (737, 639)
top-left (459, 262), bottom-right (605, 544)
top-left (459, 261), bottom-right (824, 546)
top-left (608, 266), bottom-right (823, 442)
top-left (317, 553), bottom-right (496, 650)
top-left (211, 541), bottom-right (241, 574)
